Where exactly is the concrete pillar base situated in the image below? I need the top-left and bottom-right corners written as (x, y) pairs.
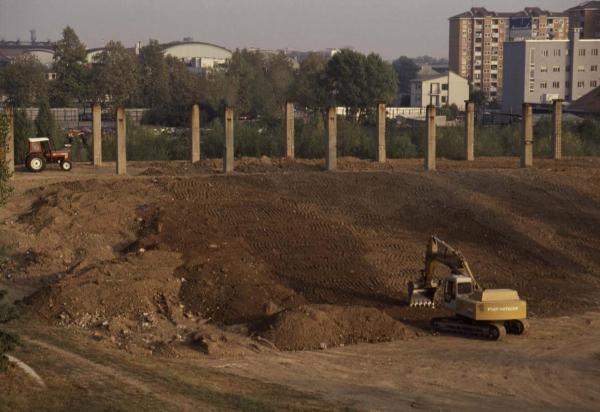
top-left (425, 105), bottom-right (436, 171)
top-left (377, 103), bottom-right (386, 163)
top-left (224, 107), bottom-right (234, 174)
top-left (285, 102), bottom-right (295, 159)
top-left (552, 100), bottom-right (563, 160)
top-left (116, 107), bottom-right (127, 175)
top-left (326, 107), bottom-right (337, 171)
top-left (465, 101), bottom-right (475, 161)
top-left (191, 104), bottom-right (201, 163)
top-left (521, 103), bottom-right (533, 168)
top-left (92, 103), bottom-right (102, 166)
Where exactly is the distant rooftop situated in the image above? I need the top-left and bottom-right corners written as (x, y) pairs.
top-left (450, 6), bottom-right (567, 20)
top-left (564, 1), bottom-right (600, 12)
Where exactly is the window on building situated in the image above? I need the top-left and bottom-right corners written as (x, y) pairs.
top-left (578, 65), bottom-right (585, 72)
top-left (441, 84), bottom-right (448, 91)
top-left (529, 82), bottom-right (535, 92)
top-left (592, 49), bottom-right (599, 56)
top-left (441, 96), bottom-right (447, 103)
top-left (577, 81), bottom-right (585, 88)
top-left (552, 66), bottom-right (560, 72)
top-left (553, 82), bottom-right (560, 88)
top-left (540, 82), bottom-right (547, 89)
top-left (591, 65), bottom-right (598, 72)
top-left (592, 80), bottom-right (598, 88)
top-left (566, 65), bottom-right (571, 72)
top-left (540, 66), bottom-right (548, 72)
top-left (579, 49), bottom-right (586, 56)
top-left (542, 50), bottom-right (549, 56)
top-left (554, 49), bottom-right (561, 56)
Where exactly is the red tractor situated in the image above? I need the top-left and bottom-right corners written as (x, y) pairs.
top-left (25, 137), bottom-right (72, 172)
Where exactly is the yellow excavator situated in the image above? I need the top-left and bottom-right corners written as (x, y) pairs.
top-left (408, 236), bottom-right (528, 340)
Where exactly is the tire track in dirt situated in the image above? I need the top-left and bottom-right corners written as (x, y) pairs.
top-left (22, 337), bottom-right (203, 411)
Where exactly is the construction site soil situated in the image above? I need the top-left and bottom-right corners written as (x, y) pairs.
top-left (2, 157), bottom-right (600, 409)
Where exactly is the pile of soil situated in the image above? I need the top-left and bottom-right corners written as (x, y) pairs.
top-left (26, 251), bottom-right (183, 328)
top-left (256, 304), bottom-right (413, 351)
top-left (4, 158), bottom-right (600, 354)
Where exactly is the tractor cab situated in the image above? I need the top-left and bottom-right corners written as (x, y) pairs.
top-left (26, 137), bottom-right (72, 173)
top-left (28, 137), bottom-right (52, 155)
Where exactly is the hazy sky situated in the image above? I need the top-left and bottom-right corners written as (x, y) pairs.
top-left (0, 0), bottom-right (573, 59)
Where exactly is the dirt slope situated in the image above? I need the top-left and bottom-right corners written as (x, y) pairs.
top-left (3, 158), bottom-right (600, 351)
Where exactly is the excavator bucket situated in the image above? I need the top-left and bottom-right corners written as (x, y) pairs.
top-left (408, 281), bottom-right (438, 308)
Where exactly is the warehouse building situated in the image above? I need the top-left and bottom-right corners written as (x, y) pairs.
top-left (86, 39), bottom-right (232, 73)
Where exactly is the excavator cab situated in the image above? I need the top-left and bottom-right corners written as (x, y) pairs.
top-left (443, 274), bottom-right (474, 309)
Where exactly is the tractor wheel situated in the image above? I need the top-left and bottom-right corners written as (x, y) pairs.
top-left (27, 156), bottom-right (46, 173)
top-left (60, 160), bottom-right (73, 172)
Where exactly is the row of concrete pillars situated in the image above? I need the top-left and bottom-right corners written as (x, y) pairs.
top-left (2, 99), bottom-right (565, 177)
top-left (425, 100), bottom-right (563, 171)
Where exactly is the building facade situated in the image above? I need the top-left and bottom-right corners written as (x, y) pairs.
top-left (410, 71), bottom-right (469, 110)
top-left (502, 29), bottom-right (600, 113)
top-left (86, 39), bottom-right (232, 73)
top-left (566, 1), bottom-right (600, 39)
top-left (449, 7), bottom-right (569, 102)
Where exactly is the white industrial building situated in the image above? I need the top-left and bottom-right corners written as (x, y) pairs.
top-left (161, 40), bottom-right (232, 72)
top-left (410, 71), bottom-right (470, 110)
top-left (86, 39), bottom-right (232, 73)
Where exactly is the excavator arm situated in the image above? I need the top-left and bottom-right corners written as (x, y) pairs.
top-left (408, 236), bottom-right (481, 307)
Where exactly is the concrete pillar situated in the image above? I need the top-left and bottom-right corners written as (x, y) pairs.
top-left (552, 99), bottom-right (563, 160)
top-left (3, 107), bottom-right (14, 179)
top-left (521, 103), bottom-right (533, 168)
top-left (464, 101), bottom-right (475, 161)
top-left (224, 107), bottom-right (234, 174)
top-left (425, 105), bottom-right (436, 171)
top-left (191, 104), bottom-right (201, 163)
top-left (116, 107), bottom-right (127, 175)
top-left (92, 103), bottom-right (102, 166)
top-left (285, 102), bottom-right (295, 159)
top-left (326, 107), bottom-right (337, 171)
top-left (377, 103), bottom-right (386, 163)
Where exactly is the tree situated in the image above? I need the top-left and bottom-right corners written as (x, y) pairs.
top-left (52, 26), bottom-right (88, 106)
top-left (36, 97), bottom-right (64, 148)
top-left (13, 110), bottom-right (35, 164)
top-left (392, 56), bottom-right (420, 95)
top-left (0, 111), bottom-right (13, 206)
top-left (364, 53), bottom-right (398, 106)
top-left (0, 54), bottom-right (48, 107)
top-left (90, 41), bottom-right (140, 108)
top-left (324, 49), bottom-right (369, 110)
top-left (159, 55), bottom-right (202, 125)
top-left (470, 89), bottom-right (487, 106)
top-left (292, 53), bottom-right (329, 110)
top-left (138, 40), bottom-right (170, 108)
top-left (322, 49), bottom-right (397, 117)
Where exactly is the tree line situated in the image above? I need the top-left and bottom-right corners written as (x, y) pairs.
top-left (0, 26), bottom-right (428, 127)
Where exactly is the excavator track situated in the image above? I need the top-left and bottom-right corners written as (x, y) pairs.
top-left (431, 317), bottom-right (507, 341)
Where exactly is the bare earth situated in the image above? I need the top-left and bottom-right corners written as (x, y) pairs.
top-left (1, 157), bottom-right (600, 411)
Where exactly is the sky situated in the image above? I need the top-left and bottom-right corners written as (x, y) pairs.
top-left (0, 0), bottom-right (574, 60)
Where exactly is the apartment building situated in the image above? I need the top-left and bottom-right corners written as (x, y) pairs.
top-left (449, 7), bottom-right (569, 102)
top-left (502, 29), bottom-right (600, 114)
top-left (566, 1), bottom-right (600, 39)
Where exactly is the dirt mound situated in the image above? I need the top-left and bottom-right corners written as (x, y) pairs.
top-left (5, 158), bottom-right (600, 354)
top-left (26, 251), bottom-right (183, 327)
top-left (256, 304), bottom-right (413, 350)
